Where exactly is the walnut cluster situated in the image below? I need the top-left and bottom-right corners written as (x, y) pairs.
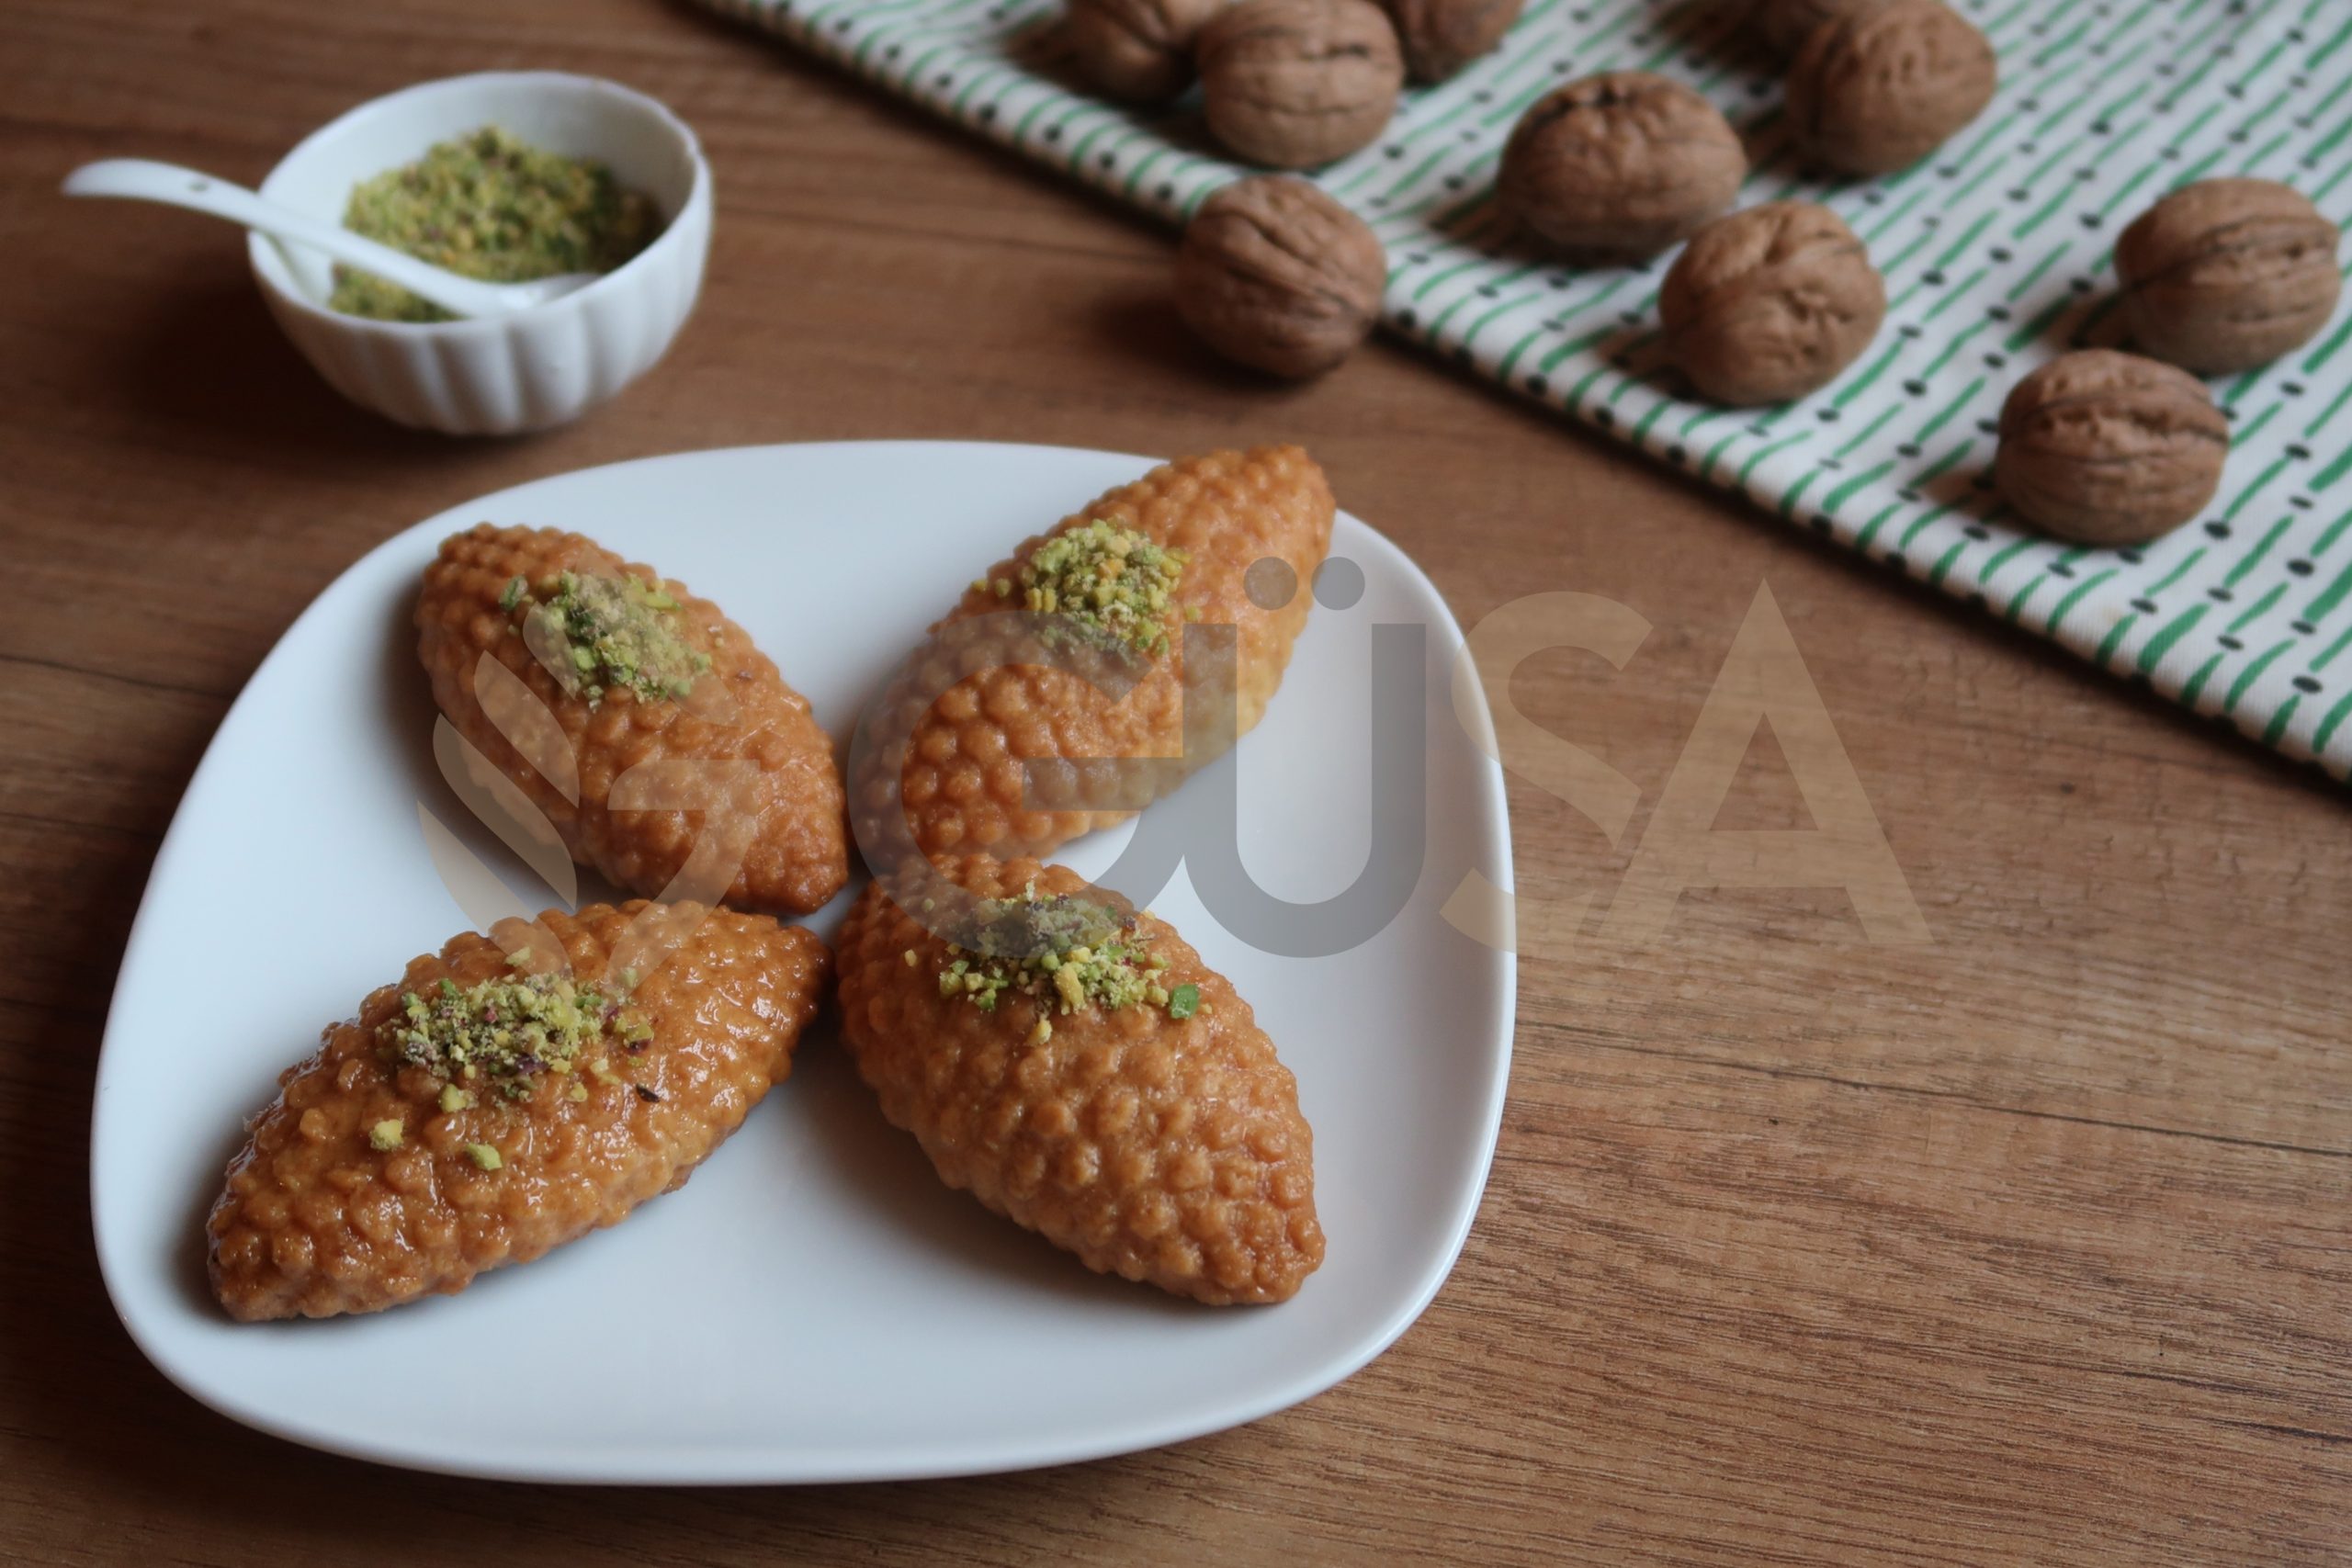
top-left (1051, 0), bottom-right (2335, 569)
top-left (1989, 179), bottom-right (2343, 544)
top-left (1994, 350), bottom-right (2231, 546)
top-left (1175, 175), bottom-right (1387, 377)
top-left (1498, 72), bottom-right (1747, 265)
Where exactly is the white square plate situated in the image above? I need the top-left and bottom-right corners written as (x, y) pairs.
top-left (91, 442), bottom-right (1514, 1483)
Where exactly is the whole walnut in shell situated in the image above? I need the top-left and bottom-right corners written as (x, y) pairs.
top-left (1198, 0), bottom-right (1405, 169)
top-left (1995, 350), bottom-right (2230, 546)
top-left (1379, 0), bottom-right (1524, 83)
top-left (1748, 0), bottom-right (1885, 59)
top-left (1064, 0), bottom-right (1228, 103)
top-left (1176, 176), bottom-right (1387, 377)
top-left (1662, 202), bottom-right (1885, 405)
top-left (1498, 73), bottom-right (1747, 265)
top-left (1786, 0), bottom-right (1996, 175)
top-left (2116, 177), bottom-right (2344, 375)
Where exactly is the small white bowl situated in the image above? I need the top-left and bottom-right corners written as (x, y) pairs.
top-left (248, 72), bottom-right (711, 436)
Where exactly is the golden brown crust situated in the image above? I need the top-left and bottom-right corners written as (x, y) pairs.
top-left (207, 902), bottom-right (831, 1321)
top-left (852, 446), bottom-right (1334, 867)
top-left (416, 524), bottom-right (850, 915)
top-left (837, 857), bottom-right (1324, 1304)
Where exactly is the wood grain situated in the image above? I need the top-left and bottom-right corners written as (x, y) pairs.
top-left (0, 1), bottom-right (2345, 1562)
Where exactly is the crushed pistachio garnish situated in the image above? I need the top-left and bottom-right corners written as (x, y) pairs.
top-left (380, 970), bottom-right (649, 1103)
top-left (465, 1143), bottom-right (504, 1171)
top-left (368, 1119), bottom-right (404, 1152)
top-left (933, 883), bottom-right (1197, 1025)
top-left (507, 570), bottom-right (711, 705)
top-left (329, 125), bottom-right (661, 324)
top-left (1016, 518), bottom-right (1186, 658)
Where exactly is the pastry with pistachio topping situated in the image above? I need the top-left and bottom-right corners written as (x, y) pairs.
top-left (854, 446), bottom-right (1334, 866)
top-left (416, 524), bottom-right (850, 915)
top-left (206, 901), bottom-right (830, 1321)
top-left (837, 856), bottom-right (1324, 1305)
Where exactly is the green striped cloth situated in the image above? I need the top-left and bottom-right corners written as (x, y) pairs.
top-left (700, 0), bottom-right (2352, 780)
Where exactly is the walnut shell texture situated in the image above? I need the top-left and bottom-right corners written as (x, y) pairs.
top-left (1786, 0), bottom-right (1996, 175)
top-left (2116, 177), bottom-right (2345, 375)
top-left (1198, 0), bottom-right (1405, 169)
top-left (837, 857), bottom-right (1324, 1304)
top-left (1662, 201), bottom-right (1886, 405)
top-left (1176, 176), bottom-right (1388, 377)
top-left (1063, 0), bottom-right (1227, 103)
top-left (1378, 0), bottom-right (1524, 83)
top-left (1995, 349), bottom-right (2230, 546)
top-left (1498, 72), bottom-right (1747, 264)
top-left (1749, 0), bottom-right (1886, 59)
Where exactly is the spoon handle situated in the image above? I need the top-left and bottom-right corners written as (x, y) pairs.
top-left (61, 157), bottom-right (517, 319)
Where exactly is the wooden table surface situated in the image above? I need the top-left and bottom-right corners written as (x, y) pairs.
top-left (4, 2), bottom-right (2346, 1562)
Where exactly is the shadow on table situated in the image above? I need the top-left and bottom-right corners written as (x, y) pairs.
top-left (101, 270), bottom-right (486, 477)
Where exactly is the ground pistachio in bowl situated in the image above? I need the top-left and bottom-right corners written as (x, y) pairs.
top-left (330, 124), bottom-right (662, 322)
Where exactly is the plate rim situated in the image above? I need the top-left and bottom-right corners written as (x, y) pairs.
top-left (89, 439), bottom-right (1517, 1484)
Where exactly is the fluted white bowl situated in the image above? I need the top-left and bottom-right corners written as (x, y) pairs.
top-left (248, 72), bottom-right (711, 435)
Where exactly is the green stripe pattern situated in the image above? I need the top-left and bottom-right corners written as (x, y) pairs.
top-left (704, 0), bottom-right (2352, 784)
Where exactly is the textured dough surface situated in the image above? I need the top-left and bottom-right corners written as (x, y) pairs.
top-left (837, 856), bottom-right (1324, 1304)
top-left (208, 902), bottom-right (831, 1321)
top-left (417, 524), bottom-right (850, 915)
top-left (854, 446), bottom-right (1333, 866)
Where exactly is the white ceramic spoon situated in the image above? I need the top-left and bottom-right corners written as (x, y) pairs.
top-left (62, 157), bottom-right (598, 319)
